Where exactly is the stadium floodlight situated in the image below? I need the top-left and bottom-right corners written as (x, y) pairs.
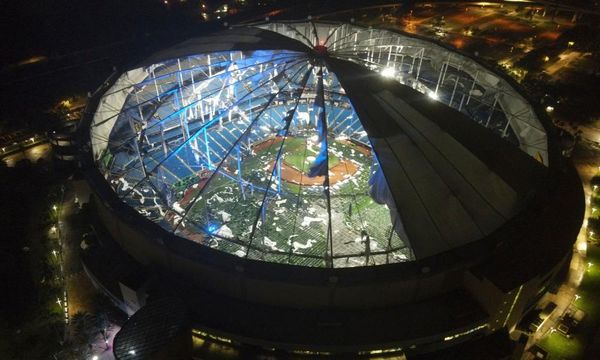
top-left (380, 67), bottom-right (396, 78)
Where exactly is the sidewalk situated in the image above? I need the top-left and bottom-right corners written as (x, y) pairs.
top-left (59, 179), bottom-right (118, 360)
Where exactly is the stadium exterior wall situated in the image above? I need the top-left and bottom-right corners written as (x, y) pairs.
top-left (90, 185), bottom-right (469, 309)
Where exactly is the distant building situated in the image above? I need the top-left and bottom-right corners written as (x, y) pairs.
top-left (48, 123), bottom-right (78, 163)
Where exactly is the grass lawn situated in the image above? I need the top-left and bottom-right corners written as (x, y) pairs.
top-left (538, 246), bottom-right (600, 359)
top-left (176, 135), bottom-right (405, 267)
top-left (283, 151), bottom-right (340, 171)
top-left (282, 137), bottom-right (340, 171)
top-left (538, 331), bottom-right (584, 359)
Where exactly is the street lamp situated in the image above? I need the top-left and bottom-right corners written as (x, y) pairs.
top-left (53, 205), bottom-right (58, 212)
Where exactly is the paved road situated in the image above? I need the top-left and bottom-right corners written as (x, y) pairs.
top-left (545, 50), bottom-right (584, 76)
top-left (59, 179), bottom-right (117, 359)
top-left (1, 142), bottom-right (51, 167)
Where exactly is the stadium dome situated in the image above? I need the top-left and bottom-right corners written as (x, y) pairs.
top-left (81, 20), bottom-right (585, 356)
top-left (90, 21), bottom-right (549, 268)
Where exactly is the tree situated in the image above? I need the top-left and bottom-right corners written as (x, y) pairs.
top-left (69, 311), bottom-right (100, 351)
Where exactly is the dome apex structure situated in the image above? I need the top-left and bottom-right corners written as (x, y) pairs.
top-left (90, 21), bottom-right (548, 268)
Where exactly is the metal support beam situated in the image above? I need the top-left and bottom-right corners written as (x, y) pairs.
top-left (415, 48), bottom-right (424, 83)
top-left (449, 66), bottom-right (461, 107)
top-left (204, 128), bottom-right (212, 169)
top-left (237, 144), bottom-right (245, 200)
top-left (486, 94), bottom-right (499, 128)
top-left (466, 70), bottom-right (479, 105)
top-left (458, 93), bottom-right (466, 112)
top-left (276, 156), bottom-right (282, 194)
top-left (127, 115), bottom-right (147, 178)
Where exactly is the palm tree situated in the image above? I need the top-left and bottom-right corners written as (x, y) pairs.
top-left (69, 311), bottom-right (100, 351)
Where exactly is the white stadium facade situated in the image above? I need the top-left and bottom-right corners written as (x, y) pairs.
top-left (79, 21), bottom-right (583, 357)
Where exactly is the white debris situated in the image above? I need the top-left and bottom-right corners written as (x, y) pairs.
top-left (118, 177), bottom-right (131, 192)
top-left (275, 199), bottom-right (287, 206)
top-left (301, 216), bottom-right (326, 227)
top-left (394, 253), bottom-right (408, 261)
top-left (172, 201), bottom-right (185, 214)
top-left (263, 236), bottom-right (284, 252)
top-left (216, 224), bottom-right (233, 238)
top-left (153, 198), bottom-right (165, 216)
top-left (241, 225), bottom-right (253, 237)
top-left (133, 189), bottom-right (145, 204)
top-left (234, 249), bottom-right (246, 257)
top-left (212, 194), bottom-right (224, 203)
top-left (292, 239), bottom-right (317, 253)
top-left (219, 210), bottom-right (231, 222)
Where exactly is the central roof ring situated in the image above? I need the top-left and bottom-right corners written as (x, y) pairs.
top-left (312, 43), bottom-right (329, 57)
